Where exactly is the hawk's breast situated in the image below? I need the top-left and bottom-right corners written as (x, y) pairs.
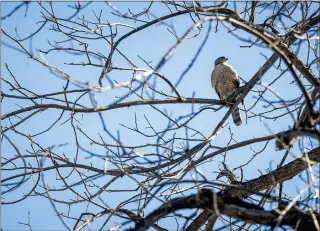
top-left (211, 63), bottom-right (239, 100)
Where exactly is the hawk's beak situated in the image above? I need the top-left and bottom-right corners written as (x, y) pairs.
top-left (225, 58), bottom-right (228, 61)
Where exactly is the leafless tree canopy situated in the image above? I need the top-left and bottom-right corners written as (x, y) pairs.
top-left (1, 1), bottom-right (320, 231)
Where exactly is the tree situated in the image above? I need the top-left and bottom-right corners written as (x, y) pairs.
top-left (1, 1), bottom-right (319, 231)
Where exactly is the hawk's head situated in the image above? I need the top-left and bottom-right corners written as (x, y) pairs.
top-left (215, 56), bottom-right (228, 66)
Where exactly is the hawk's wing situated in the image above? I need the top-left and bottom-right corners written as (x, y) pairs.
top-left (225, 65), bottom-right (244, 105)
top-left (224, 64), bottom-right (240, 91)
top-left (235, 76), bottom-right (240, 90)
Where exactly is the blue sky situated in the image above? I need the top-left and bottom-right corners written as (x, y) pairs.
top-left (1, 2), bottom-right (318, 230)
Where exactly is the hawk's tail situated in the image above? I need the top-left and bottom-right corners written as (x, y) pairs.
top-left (232, 107), bottom-right (242, 126)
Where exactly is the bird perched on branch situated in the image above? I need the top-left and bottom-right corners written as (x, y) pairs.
top-left (211, 56), bottom-right (242, 126)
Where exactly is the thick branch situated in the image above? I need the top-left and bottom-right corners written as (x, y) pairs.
top-left (227, 146), bottom-right (320, 198)
top-left (128, 188), bottom-right (320, 231)
top-left (187, 147), bottom-right (320, 229)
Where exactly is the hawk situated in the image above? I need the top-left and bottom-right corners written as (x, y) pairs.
top-left (211, 56), bottom-right (242, 126)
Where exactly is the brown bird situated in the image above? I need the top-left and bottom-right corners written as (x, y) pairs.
top-left (211, 56), bottom-right (242, 126)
